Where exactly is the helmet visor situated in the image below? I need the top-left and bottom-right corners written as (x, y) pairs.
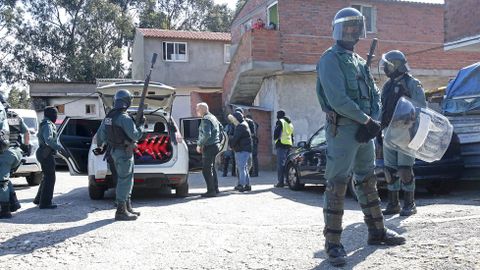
top-left (380, 53), bottom-right (396, 76)
top-left (332, 16), bottom-right (366, 42)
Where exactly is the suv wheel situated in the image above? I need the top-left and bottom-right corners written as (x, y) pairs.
top-left (347, 177), bottom-right (358, 201)
top-left (286, 164), bottom-right (304, 191)
top-left (26, 172), bottom-right (43, 186)
top-left (175, 182), bottom-right (189, 197)
top-left (89, 184), bottom-right (105, 200)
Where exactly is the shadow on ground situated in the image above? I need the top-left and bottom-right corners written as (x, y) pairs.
top-left (0, 219), bottom-right (113, 255)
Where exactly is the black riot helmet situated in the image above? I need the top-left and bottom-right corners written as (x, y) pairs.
top-left (0, 92), bottom-right (10, 109)
top-left (381, 50), bottom-right (410, 78)
top-left (332, 7), bottom-right (366, 46)
top-left (44, 106), bottom-right (58, 123)
top-left (113, 89), bottom-right (133, 110)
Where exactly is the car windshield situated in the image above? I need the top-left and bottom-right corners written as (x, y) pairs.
top-left (310, 128), bottom-right (326, 148)
top-left (23, 117), bottom-right (38, 131)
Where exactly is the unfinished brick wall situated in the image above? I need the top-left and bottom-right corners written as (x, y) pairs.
top-left (231, 0), bottom-right (480, 72)
top-left (190, 92), bottom-right (223, 119)
top-left (445, 0), bottom-right (480, 43)
top-left (249, 109), bottom-right (274, 170)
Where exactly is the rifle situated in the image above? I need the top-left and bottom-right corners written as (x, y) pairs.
top-left (135, 53), bottom-right (158, 125)
top-left (366, 38), bottom-right (378, 74)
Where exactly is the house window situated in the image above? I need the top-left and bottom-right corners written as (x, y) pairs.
top-left (352, 4), bottom-right (376, 33)
top-left (267, 2), bottom-right (279, 30)
top-left (54, 104), bottom-right (65, 115)
top-left (224, 44), bottom-right (231, 64)
top-left (85, 104), bottom-right (96, 115)
top-left (162, 41), bottom-right (188, 62)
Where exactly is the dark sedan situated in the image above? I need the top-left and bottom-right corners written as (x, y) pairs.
top-left (284, 126), bottom-right (464, 195)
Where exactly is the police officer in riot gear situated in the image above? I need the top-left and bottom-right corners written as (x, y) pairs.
top-left (35, 106), bottom-right (67, 209)
top-left (380, 50), bottom-right (427, 216)
top-left (97, 89), bottom-right (144, 221)
top-left (317, 8), bottom-right (405, 266)
top-left (0, 92), bottom-right (32, 218)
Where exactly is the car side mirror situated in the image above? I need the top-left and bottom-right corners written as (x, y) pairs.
top-left (297, 141), bottom-right (307, 148)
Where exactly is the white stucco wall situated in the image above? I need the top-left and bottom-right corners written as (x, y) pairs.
top-left (256, 73), bottom-right (326, 153)
top-left (37, 97), bottom-right (104, 122)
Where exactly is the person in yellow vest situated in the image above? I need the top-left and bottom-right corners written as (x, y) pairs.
top-left (273, 110), bottom-right (294, 187)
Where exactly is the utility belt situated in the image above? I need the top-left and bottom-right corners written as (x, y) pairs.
top-left (38, 145), bottom-right (55, 159)
top-left (106, 142), bottom-right (136, 156)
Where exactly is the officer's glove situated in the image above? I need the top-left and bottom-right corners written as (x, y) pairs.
top-left (355, 118), bottom-right (381, 143)
top-left (20, 144), bottom-right (33, 156)
top-left (136, 115), bottom-right (146, 128)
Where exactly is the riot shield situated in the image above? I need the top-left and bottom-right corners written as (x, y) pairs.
top-left (383, 96), bottom-right (453, 163)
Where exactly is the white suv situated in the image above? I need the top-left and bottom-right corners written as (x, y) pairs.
top-left (56, 81), bottom-right (226, 199)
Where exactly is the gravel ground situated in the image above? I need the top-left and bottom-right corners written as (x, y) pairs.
top-left (1, 170), bottom-right (480, 270)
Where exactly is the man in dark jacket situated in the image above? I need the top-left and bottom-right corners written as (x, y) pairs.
top-left (246, 114), bottom-right (259, 177)
top-left (222, 122), bottom-right (236, 177)
top-left (196, 102), bottom-right (222, 197)
top-left (273, 110), bottom-right (294, 187)
top-left (234, 108), bottom-right (259, 177)
top-left (229, 112), bottom-right (252, 192)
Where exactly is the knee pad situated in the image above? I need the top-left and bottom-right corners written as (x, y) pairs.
top-left (323, 180), bottom-right (348, 244)
top-left (354, 174), bottom-right (382, 216)
top-left (398, 166), bottom-right (414, 185)
top-left (384, 167), bottom-right (398, 184)
top-left (325, 180), bottom-right (348, 197)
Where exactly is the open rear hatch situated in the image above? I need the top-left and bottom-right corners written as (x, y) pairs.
top-left (97, 81), bottom-right (176, 114)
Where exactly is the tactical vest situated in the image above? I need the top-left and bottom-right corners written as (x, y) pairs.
top-left (275, 119), bottom-right (294, 146)
top-left (381, 74), bottom-right (413, 129)
top-left (203, 113), bottom-right (221, 144)
top-left (0, 107), bottom-right (8, 153)
top-left (7, 111), bottom-right (22, 147)
top-left (317, 47), bottom-right (376, 116)
top-left (38, 120), bottom-right (56, 148)
top-left (105, 109), bottom-right (132, 148)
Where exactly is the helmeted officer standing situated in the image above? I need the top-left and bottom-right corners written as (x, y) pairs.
top-left (0, 95), bottom-right (25, 218)
top-left (316, 7), bottom-right (405, 266)
top-left (35, 106), bottom-right (67, 209)
top-left (379, 50), bottom-right (426, 216)
top-left (97, 89), bottom-right (143, 221)
top-left (0, 95), bottom-right (31, 217)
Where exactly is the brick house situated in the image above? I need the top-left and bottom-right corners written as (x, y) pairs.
top-left (444, 0), bottom-right (480, 51)
top-left (132, 29), bottom-right (231, 123)
top-left (223, 0), bottom-right (480, 169)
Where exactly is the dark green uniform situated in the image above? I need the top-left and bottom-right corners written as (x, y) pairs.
top-left (36, 118), bottom-right (63, 208)
top-left (97, 109), bottom-right (143, 204)
top-left (382, 74), bottom-right (426, 192)
top-left (0, 105), bottom-right (25, 217)
top-left (317, 43), bottom-right (389, 247)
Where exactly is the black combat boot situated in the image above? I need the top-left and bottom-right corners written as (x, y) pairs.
top-left (0, 203), bottom-right (12, 219)
top-left (382, 191), bottom-right (400, 215)
top-left (10, 191), bottom-right (21, 212)
top-left (368, 228), bottom-right (406, 246)
top-left (115, 202), bottom-right (137, 221)
top-left (126, 199), bottom-right (140, 216)
top-left (400, 191), bottom-right (417, 216)
top-left (325, 243), bottom-right (347, 267)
